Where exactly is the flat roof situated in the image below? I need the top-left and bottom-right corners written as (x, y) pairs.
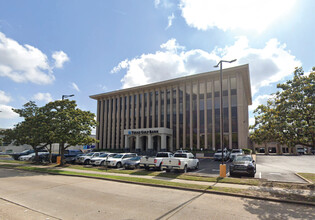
top-left (90, 64), bottom-right (252, 105)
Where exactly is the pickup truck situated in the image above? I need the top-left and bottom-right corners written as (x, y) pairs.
top-left (140, 152), bottom-right (173, 171)
top-left (161, 152), bottom-right (199, 173)
top-left (213, 149), bottom-right (229, 161)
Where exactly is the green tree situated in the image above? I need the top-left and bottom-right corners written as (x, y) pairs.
top-left (251, 67), bottom-right (315, 152)
top-left (41, 100), bottom-right (97, 165)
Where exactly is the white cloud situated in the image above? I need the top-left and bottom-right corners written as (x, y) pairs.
top-left (154, 0), bottom-right (173, 8)
top-left (166, 13), bottom-right (175, 29)
top-left (71, 82), bottom-right (80, 92)
top-left (111, 37), bottom-right (301, 93)
top-left (0, 90), bottom-right (11, 104)
top-left (52, 51), bottom-right (69, 68)
top-left (0, 32), bottom-right (68, 85)
top-left (33, 92), bottom-right (53, 103)
top-left (179, 0), bottom-right (296, 32)
top-left (249, 94), bottom-right (276, 111)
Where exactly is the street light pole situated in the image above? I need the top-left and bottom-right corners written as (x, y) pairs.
top-left (214, 59), bottom-right (237, 175)
top-left (62, 94), bottom-right (74, 100)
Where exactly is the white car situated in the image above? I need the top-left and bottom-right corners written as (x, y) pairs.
top-left (161, 152), bottom-right (199, 173)
top-left (77, 152), bottom-right (105, 165)
top-left (106, 153), bottom-right (137, 168)
top-left (213, 149), bottom-right (229, 161)
top-left (229, 149), bottom-right (244, 161)
top-left (89, 153), bottom-right (117, 166)
top-left (19, 152), bottom-right (49, 161)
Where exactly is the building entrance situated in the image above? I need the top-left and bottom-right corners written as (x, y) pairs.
top-left (124, 128), bottom-right (173, 154)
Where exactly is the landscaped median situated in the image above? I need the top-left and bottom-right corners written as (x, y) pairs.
top-left (297, 173), bottom-right (315, 184)
top-left (0, 162), bottom-right (314, 206)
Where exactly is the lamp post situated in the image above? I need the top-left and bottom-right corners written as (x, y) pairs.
top-left (214, 59), bottom-right (236, 176)
top-left (62, 94), bottom-right (74, 100)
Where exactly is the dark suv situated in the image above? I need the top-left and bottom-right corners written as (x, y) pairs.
top-left (229, 155), bottom-right (256, 177)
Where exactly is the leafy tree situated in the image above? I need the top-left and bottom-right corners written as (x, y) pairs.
top-left (2, 101), bottom-right (49, 162)
top-left (251, 67), bottom-right (315, 152)
top-left (41, 100), bottom-right (97, 165)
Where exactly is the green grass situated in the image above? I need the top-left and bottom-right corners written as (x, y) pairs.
top-left (0, 159), bottom-right (29, 164)
top-left (298, 173), bottom-right (315, 184)
top-left (0, 155), bottom-right (10, 158)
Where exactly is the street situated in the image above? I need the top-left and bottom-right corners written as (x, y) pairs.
top-left (0, 168), bottom-right (314, 219)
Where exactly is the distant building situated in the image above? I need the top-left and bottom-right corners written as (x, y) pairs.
top-left (90, 64), bottom-right (252, 153)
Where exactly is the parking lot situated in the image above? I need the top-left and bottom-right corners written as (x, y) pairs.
top-left (192, 154), bottom-right (315, 183)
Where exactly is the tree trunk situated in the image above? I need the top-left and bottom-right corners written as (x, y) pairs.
top-left (60, 143), bottom-right (65, 166)
top-left (34, 148), bottom-right (39, 163)
top-left (49, 144), bottom-right (52, 163)
top-left (264, 143), bottom-right (269, 155)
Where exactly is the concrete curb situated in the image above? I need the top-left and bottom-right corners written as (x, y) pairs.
top-left (295, 173), bottom-right (314, 184)
top-left (3, 166), bottom-right (314, 207)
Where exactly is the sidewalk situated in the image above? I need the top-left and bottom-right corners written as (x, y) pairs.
top-left (1, 162), bottom-right (314, 201)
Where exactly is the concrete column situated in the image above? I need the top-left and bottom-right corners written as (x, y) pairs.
top-left (148, 135), bottom-right (153, 150)
top-left (152, 90), bottom-right (156, 128)
top-left (176, 86), bottom-right (180, 150)
top-left (120, 96), bottom-right (125, 149)
top-left (204, 81), bottom-right (208, 149)
top-left (158, 89), bottom-right (161, 127)
top-left (141, 92), bottom-right (145, 128)
top-left (96, 100), bottom-right (100, 149)
top-left (126, 95), bottom-right (130, 130)
top-left (189, 83), bottom-right (193, 150)
top-left (169, 136), bottom-right (173, 152)
top-left (170, 87), bottom-right (173, 130)
top-left (228, 77), bottom-right (232, 149)
top-left (146, 92), bottom-right (150, 128)
top-left (136, 135), bottom-right (140, 152)
top-left (161, 134), bottom-right (166, 151)
top-left (125, 135), bottom-right (129, 150)
top-left (116, 96), bottom-right (120, 149)
top-left (158, 136), bottom-right (161, 151)
top-left (103, 99), bottom-right (108, 149)
top-left (136, 93), bottom-right (139, 129)
top-left (212, 80), bottom-right (215, 150)
top-left (197, 82), bottom-right (200, 149)
top-left (99, 99), bottom-right (104, 150)
top-left (131, 95), bottom-right (134, 129)
top-left (107, 98), bottom-right (112, 149)
top-left (164, 88), bottom-right (167, 128)
top-left (112, 98), bottom-right (116, 148)
top-left (183, 84), bottom-right (186, 148)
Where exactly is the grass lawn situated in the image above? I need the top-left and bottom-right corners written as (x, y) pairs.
top-left (298, 173), bottom-right (315, 184)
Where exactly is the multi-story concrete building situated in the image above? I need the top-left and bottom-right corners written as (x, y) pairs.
top-left (90, 64), bottom-right (252, 153)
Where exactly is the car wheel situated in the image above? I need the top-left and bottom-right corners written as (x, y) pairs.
top-left (195, 162), bottom-right (199, 170)
top-left (250, 172), bottom-right (255, 178)
top-left (165, 169), bottom-right (170, 173)
top-left (100, 161), bottom-right (105, 166)
top-left (230, 171), bottom-right (234, 177)
top-left (145, 166), bottom-right (150, 171)
top-left (135, 164), bottom-right (140, 169)
top-left (116, 162), bottom-right (122, 168)
top-left (183, 165), bottom-right (187, 173)
top-left (84, 159), bottom-right (90, 165)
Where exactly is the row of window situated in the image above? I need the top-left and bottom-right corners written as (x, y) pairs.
top-left (97, 77), bottom-right (238, 150)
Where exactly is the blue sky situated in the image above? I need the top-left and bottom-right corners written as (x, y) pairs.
top-left (0, 0), bottom-right (314, 131)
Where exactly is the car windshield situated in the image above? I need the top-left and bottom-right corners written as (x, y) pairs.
top-left (156, 153), bottom-right (170, 157)
top-left (231, 150), bottom-right (241, 153)
top-left (174, 153), bottom-right (187, 158)
top-left (99, 154), bottom-right (108, 157)
top-left (235, 156), bottom-right (252, 162)
top-left (113, 154), bottom-right (123, 158)
top-left (21, 150), bottom-right (30, 153)
top-left (130, 156), bottom-right (141, 161)
top-left (86, 153), bottom-right (94, 156)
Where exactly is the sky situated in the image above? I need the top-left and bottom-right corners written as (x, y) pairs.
top-left (0, 0), bottom-right (314, 132)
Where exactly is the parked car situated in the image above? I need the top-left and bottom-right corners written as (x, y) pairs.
top-left (124, 156), bottom-right (142, 169)
top-left (174, 150), bottom-right (189, 154)
top-left (213, 149), bottom-right (229, 161)
top-left (89, 153), bottom-right (117, 166)
top-left (64, 150), bottom-right (85, 164)
top-left (297, 147), bottom-right (306, 155)
top-left (106, 153), bottom-right (137, 168)
top-left (76, 152), bottom-right (105, 165)
top-left (229, 155), bottom-right (256, 177)
top-left (229, 149), bottom-right (243, 161)
top-left (161, 152), bottom-right (199, 173)
top-left (19, 152), bottom-right (49, 161)
top-left (140, 152), bottom-right (173, 171)
top-left (10, 149), bottom-right (47, 160)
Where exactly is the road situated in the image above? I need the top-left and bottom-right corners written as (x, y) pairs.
top-left (0, 168), bottom-right (314, 220)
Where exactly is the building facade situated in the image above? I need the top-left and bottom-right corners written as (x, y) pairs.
top-left (90, 64), bottom-right (252, 153)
